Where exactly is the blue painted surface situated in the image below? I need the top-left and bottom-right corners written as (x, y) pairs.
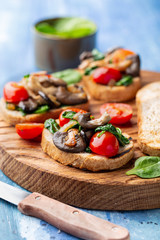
top-left (0, 0), bottom-right (160, 239)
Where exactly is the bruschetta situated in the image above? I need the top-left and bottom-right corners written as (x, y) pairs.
top-left (0, 71), bottom-right (88, 125)
top-left (79, 47), bottom-right (141, 102)
top-left (41, 109), bottom-right (134, 171)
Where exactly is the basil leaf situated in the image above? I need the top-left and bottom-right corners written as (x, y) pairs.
top-left (24, 74), bottom-right (30, 78)
top-left (34, 105), bottom-right (50, 114)
top-left (84, 66), bottom-right (98, 75)
top-left (126, 156), bottom-right (160, 179)
top-left (116, 76), bottom-right (133, 86)
top-left (52, 69), bottom-right (82, 85)
top-left (92, 49), bottom-right (105, 61)
top-left (62, 111), bottom-right (76, 119)
top-left (44, 119), bottom-right (60, 134)
top-left (95, 123), bottom-right (129, 146)
top-left (86, 146), bottom-right (92, 153)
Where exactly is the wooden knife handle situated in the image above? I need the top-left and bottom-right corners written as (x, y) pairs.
top-left (18, 192), bottom-right (130, 240)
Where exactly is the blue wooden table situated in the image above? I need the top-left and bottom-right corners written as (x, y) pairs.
top-left (0, 1), bottom-right (160, 239)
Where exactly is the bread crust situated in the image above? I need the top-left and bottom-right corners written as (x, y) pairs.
top-left (136, 82), bottom-right (160, 156)
top-left (41, 129), bottom-right (134, 172)
top-left (83, 76), bottom-right (141, 102)
top-left (0, 98), bottom-right (89, 126)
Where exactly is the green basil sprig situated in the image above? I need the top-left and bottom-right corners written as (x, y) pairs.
top-left (84, 66), bottom-right (98, 76)
top-left (95, 123), bottom-right (130, 147)
top-left (34, 105), bottom-right (50, 114)
top-left (92, 49), bottom-right (105, 61)
top-left (44, 119), bottom-right (60, 134)
top-left (62, 111), bottom-right (76, 119)
top-left (116, 76), bottom-right (133, 86)
top-left (24, 74), bottom-right (30, 78)
top-left (126, 156), bottom-right (160, 179)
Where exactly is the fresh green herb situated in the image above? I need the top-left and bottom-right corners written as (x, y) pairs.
top-left (109, 59), bottom-right (113, 64)
top-left (33, 105), bottom-right (50, 114)
top-left (126, 156), bottom-right (160, 179)
top-left (95, 123), bottom-right (129, 147)
top-left (86, 146), bottom-right (92, 153)
top-left (79, 125), bottom-right (82, 132)
top-left (116, 76), bottom-right (133, 86)
top-left (24, 74), bottom-right (30, 78)
top-left (84, 66), bottom-right (98, 76)
top-left (97, 130), bottom-right (105, 138)
top-left (92, 49), bottom-right (105, 61)
top-left (52, 69), bottom-right (82, 85)
top-left (90, 115), bottom-right (95, 119)
top-left (62, 111), bottom-right (76, 119)
top-left (44, 119), bottom-right (60, 134)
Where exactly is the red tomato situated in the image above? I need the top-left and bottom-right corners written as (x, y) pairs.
top-left (93, 67), bottom-right (122, 85)
top-left (100, 103), bottom-right (132, 124)
top-left (4, 82), bottom-right (29, 103)
top-left (16, 123), bottom-right (44, 140)
top-left (89, 131), bottom-right (119, 157)
top-left (59, 108), bottom-right (87, 127)
top-left (112, 49), bottom-right (135, 63)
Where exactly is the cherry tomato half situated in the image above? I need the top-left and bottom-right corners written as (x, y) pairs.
top-left (112, 49), bottom-right (135, 63)
top-left (100, 103), bottom-right (133, 125)
top-left (16, 123), bottom-right (44, 140)
top-left (59, 108), bottom-right (87, 127)
top-left (89, 131), bottom-right (119, 157)
top-left (4, 82), bottom-right (29, 103)
top-left (93, 67), bottom-right (122, 85)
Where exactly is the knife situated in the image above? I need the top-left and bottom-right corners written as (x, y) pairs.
top-left (0, 181), bottom-right (130, 240)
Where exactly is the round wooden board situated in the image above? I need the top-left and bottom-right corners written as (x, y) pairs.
top-left (0, 70), bottom-right (160, 211)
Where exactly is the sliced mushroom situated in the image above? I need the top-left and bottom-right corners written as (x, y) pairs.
top-left (80, 129), bottom-right (94, 144)
top-left (38, 91), bottom-right (55, 107)
top-left (40, 75), bottom-right (67, 87)
top-left (18, 98), bottom-right (38, 113)
top-left (125, 54), bottom-right (140, 77)
top-left (79, 51), bottom-right (93, 62)
top-left (74, 112), bottom-right (111, 129)
top-left (53, 129), bottom-right (86, 153)
top-left (56, 85), bottom-right (87, 105)
top-left (38, 91), bottom-right (60, 107)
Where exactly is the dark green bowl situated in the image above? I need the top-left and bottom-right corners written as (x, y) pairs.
top-left (33, 17), bottom-right (97, 72)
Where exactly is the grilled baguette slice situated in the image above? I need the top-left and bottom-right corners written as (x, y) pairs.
top-left (83, 75), bottom-right (141, 102)
top-left (0, 98), bottom-right (89, 126)
top-left (41, 128), bottom-right (134, 172)
top-left (136, 81), bottom-right (160, 155)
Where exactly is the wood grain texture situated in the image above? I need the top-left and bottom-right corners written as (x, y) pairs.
top-left (0, 70), bottom-right (160, 211)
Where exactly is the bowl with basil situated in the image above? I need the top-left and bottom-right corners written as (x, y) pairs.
top-left (33, 17), bottom-right (97, 72)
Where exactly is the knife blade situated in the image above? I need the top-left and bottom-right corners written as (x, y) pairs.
top-left (0, 181), bottom-right (130, 240)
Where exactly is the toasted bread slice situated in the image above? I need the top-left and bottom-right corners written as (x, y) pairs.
top-left (41, 129), bottom-right (134, 172)
top-left (0, 98), bottom-right (89, 126)
top-left (136, 82), bottom-right (160, 155)
top-left (83, 76), bottom-right (141, 102)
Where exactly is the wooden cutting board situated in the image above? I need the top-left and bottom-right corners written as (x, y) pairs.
top-left (0, 70), bottom-right (160, 211)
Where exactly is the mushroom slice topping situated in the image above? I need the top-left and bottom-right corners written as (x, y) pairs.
top-left (56, 85), bottom-right (87, 105)
top-left (53, 129), bottom-right (86, 153)
top-left (79, 51), bottom-right (93, 62)
top-left (38, 91), bottom-right (60, 107)
top-left (18, 98), bottom-right (38, 113)
top-left (74, 112), bottom-right (111, 129)
top-left (125, 54), bottom-right (140, 77)
top-left (40, 75), bottom-right (67, 87)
